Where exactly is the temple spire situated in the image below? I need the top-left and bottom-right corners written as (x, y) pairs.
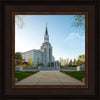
top-left (45, 22), bottom-right (48, 35)
top-left (46, 22), bottom-right (47, 27)
top-left (44, 22), bottom-right (49, 42)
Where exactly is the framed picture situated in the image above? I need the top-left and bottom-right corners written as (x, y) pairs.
top-left (12, 12), bottom-right (88, 88)
top-left (1, 0), bottom-right (99, 99)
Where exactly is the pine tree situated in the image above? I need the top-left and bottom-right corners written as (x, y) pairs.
top-left (15, 52), bottom-right (23, 65)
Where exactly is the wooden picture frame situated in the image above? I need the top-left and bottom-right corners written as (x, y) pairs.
top-left (1, 0), bottom-right (99, 99)
top-left (12, 11), bottom-right (88, 88)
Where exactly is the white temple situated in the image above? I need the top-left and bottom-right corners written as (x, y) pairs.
top-left (21, 23), bottom-right (59, 68)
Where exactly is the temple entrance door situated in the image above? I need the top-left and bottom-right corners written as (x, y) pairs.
top-left (51, 63), bottom-right (54, 67)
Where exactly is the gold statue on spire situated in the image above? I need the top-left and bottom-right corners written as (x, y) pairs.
top-left (46, 22), bottom-right (47, 27)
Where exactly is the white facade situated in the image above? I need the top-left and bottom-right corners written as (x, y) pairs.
top-left (21, 24), bottom-right (59, 68)
top-left (22, 50), bottom-right (34, 62)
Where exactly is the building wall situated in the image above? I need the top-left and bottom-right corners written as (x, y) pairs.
top-left (43, 48), bottom-right (46, 67)
top-left (52, 56), bottom-right (55, 62)
top-left (49, 47), bottom-right (52, 63)
top-left (21, 49), bottom-right (43, 67)
top-left (46, 46), bottom-right (50, 67)
top-left (21, 50), bottom-right (34, 62)
top-left (33, 50), bottom-right (43, 66)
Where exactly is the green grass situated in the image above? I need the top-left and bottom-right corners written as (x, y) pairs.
top-left (61, 71), bottom-right (85, 81)
top-left (15, 71), bottom-right (38, 81)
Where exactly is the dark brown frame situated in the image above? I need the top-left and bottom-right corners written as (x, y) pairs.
top-left (1, 0), bottom-right (99, 99)
top-left (12, 12), bottom-right (88, 88)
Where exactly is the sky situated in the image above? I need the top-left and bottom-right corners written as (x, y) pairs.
top-left (15, 15), bottom-right (85, 60)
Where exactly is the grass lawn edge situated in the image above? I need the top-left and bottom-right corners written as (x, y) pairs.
top-left (15, 71), bottom-right (39, 81)
top-left (60, 71), bottom-right (85, 82)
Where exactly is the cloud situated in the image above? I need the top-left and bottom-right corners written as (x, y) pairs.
top-left (64, 32), bottom-right (85, 49)
top-left (65, 32), bottom-right (84, 41)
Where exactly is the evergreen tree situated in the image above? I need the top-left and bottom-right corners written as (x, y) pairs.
top-left (15, 52), bottom-right (23, 65)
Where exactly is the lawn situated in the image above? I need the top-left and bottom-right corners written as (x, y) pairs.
top-left (61, 71), bottom-right (85, 81)
top-left (15, 71), bottom-right (38, 81)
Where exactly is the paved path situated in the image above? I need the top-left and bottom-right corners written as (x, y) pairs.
top-left (15, 71), bottom-right (85, 85)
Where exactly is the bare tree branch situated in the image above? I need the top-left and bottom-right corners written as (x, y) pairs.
top-left (15, 15), bottom-right (24, 29)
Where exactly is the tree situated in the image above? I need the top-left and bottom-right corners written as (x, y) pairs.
top-left (59, 62), bottom-right (61, 66)
top-left (72, 15), bottom-right (85, 29)
top-left (66, 58), bottom-right (69, 66)
top-left (63, 59), bottom-right (67, 66)
top-left (77, 54), bottom-right (85, 66)
top-left (28, 58), bottom-right (34, 66)
top-left (15, 52), bottom-right (23, 65)
top-left (59, 58), bottom-right (72, 67)
top-left (78, 55), bottom-right (85, 62)
top-left (59, 58), bottom-right (63, 66)
top-left (37, 63), bottom-right (44, 66)
top-left (77, 59), bottom-right (82, 66)
top-left (57, 62), bottom-right (60, 66)
top-left (37, 58), bottom-right (40, 66)
top-left (15, 15), bottom-right (24, 29)
top-left (73, 58), bottom-right (77, 66)
top-left (69, 59), bottom-right (73, 67)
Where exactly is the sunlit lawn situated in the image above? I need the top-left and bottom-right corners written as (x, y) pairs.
top-left (61, 71), bottom-right (85, 81)
top-left (15, 71), bottom-right (38, 81)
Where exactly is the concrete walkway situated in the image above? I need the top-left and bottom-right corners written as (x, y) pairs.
top-left (15, 71), bottom-right (85, 85)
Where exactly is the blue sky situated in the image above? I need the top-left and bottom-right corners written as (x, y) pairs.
top-left (15, 15), bottom-right (85, 60)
